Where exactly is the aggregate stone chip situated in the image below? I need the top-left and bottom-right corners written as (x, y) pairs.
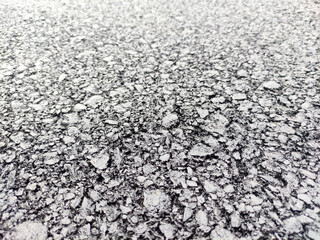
top-left (262, 81), bottom-right (282, 90)
top-left (4, 222), bottom-right (48, 240)
top-left (0, 0), bottom-right (320, 239)
top-left (90, 151), bottom-right (110, 170)
top-left (162, 112), bottom-right (179, 128)
top-left (143, 189), bottom-right (170, 212)
top-left (189, 143), bottom-right (214, 157)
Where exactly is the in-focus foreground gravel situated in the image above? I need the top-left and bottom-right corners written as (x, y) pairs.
top-left (1, 0), bottom-right (320, 239)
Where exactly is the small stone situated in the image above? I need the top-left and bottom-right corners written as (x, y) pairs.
top-left (3, 152), bottom-right (15, 163)
top-left (109, 222), bottom-right (118, 234)
top-left (120, 205), bottom-right (131, 214)
top-left (207, 70), bottom-right (220, 77)
top-left (8, 196), bottom-right (17, 204)
top-left (105, 119), bottom-right (118, 125)
top-left (203, 180), bottom-right (217, 193)
top-left (20, 141), bottom-right (30, 150)
top-left (137, 176), bottom-right (147, 182)
top-left (289, 197), bottom-right (304, 211)
top-left (103, 55), bottom-right (114, 62)
top-left (91, 152), bottom-right (110, 170)
top-left (307, 140), bottom-right (320, 149)
top-left (11, 101), bottom-right (23, 112)
top-left (26, 183), bottom-right (37, 191)
top-left (284, 217), bottom-right (303, 233)
top-left (297, 194), bottom-right (312, 204)
top-left (134, 84), bottom-right (144, 91)
top-left (203, 136), bottom-right (219, 148)
top-left (144, 180), bottom-right (153, 188)
top-left (237, 69), bottom-right (248, 78)
top-left (189, 143), bottom-right (213, 157)
top-left (136, 223), bottom-right (148, 234)
top-left (300, 169), bottom-right (317, 179)
top-left (278, 134), bottom-right (288, 143)
top-left (279, 124), bottom-right (295, 134)
top-left (2, 212), bottom-right (9, 220)
top-left (143, 164), bottom-right (156, 174)
top-left (232, 93), bottom-right (247, 100)
top-left (159, 153), bottom-right (170, 162)
top-left (183, 207), bottom-right (193, 222)
top-left (201, 114), bottom-right (229, 135)
top-left (196, 210), bottom-right (208, 226)
top-left (17, 65), bottom-right (27, 72)
top-left (307, 229), bottom-right (320, 240)
top-left (46, 198), bottom-right (54, 205)
top-left (4, 71), bottom-right (14, 76)
top-left (44, 158), bottom-right (60, 165)
top-left (250, 194), bottom-right (263, 205)
top-left (262, 81), bottom-right (281, 90)
top-left (84, 95), bottom-right (104, 107)
top-left (159, 223), bottom-right (175, 239)
top-left (169, 171), bottom-right (185, 187)
top-left (114, 105), bottom-right (126, 113)
top-left (162, 113), bottom-right (178, 128)
top-left (223, 203), bottom-right (234, 213)
top-left (196, 108), bottom-right (209, 118)
top-left (211, 226), bottom-right (237, 240)
top-left (233, 151), bottom-right (241, 160)
top-left (79, 224), bottom-right (91, 237)
top-left (131, 216), bottom-right (139, 224)
top-left (61, 218), bottom-right (71, 225)
top-left (6, 221), bottom-right (47, 240)
top-left (89, 189), bottom-right (100, 201)
top-left (68, 127), bottom-right (79, 136)
top-left (298, 215), bottom-right (313, 224)
top-left (197, 196), bottom-right (205, 205)
top-left (143, 189), bottom-right (169, 212)
top-left (211, 97), bottom-right (225, 103)
top-left (65, 193), bottom-right (75, 200)
top-left (10, 132), bottom-right (24, 144)
top-left (114, 147), bottom-right (122, 167)
top-left (186, 180), bottom-right (198, 187)
top-left (224, 184), bottom-right (235, 193)
top-left (231, 212), bottom-right (241, 228)
top-left (58, 73), bottom-right (67, 82)
top-left (30, 104), bottom-right (44, 111)
top-left (104, 206), bottom-right (120, 222)
top-left (65, 113), bottom-right (78, 124)
top-left (74, 103), bottom-right (87, 111)
top-left (63, 136), bottom-right (75, 144)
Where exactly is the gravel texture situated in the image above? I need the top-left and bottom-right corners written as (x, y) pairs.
top-left (1, 0), bottom-right (320, 239)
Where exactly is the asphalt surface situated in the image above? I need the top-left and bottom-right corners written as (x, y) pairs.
top-left (0, 0), bottom-right (320, 239)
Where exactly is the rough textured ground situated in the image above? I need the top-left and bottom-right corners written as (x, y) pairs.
top-left (0, 0), bottom-right (320, 239)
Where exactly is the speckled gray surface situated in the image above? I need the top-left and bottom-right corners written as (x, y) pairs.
top-left (0, 0), bottom-right (320, 239)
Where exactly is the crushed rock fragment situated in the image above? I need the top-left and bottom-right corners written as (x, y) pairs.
top-left (262, 81), bottom-right (281, 90)
top-left (5, 221), bottom-right (47, 240)
top-left (284, 217), bottom-right (303, 233)
top-left (84, 95), bottom-right (104, 107)
top-left (143, 189), bottom-right (169, 212)
top-left (74, 103), bottom-right (87, 111)
top-left (162, 113), bottom-right (178, 128)
top-left (232, 93), bottom-right (247, 100)
top-left (196, 210), bottom-right (208, 226)
top-left (196, 108), bottom-right (209, 118)
top-left (159, 223), bottom-right (175, 239)
top-left (189, 143), bottom-right (213, 157)
top-left (91, 151), bottom-right (110, 170)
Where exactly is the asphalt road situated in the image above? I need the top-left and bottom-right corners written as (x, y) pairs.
top-left (1, 0), bottom-right (320, 239)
